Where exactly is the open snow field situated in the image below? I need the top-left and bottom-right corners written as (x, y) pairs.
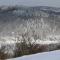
top-left (7, 50), bottom-right (60, 60)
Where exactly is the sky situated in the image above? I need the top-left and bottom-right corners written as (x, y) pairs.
top-left (0, 0), bottom-right (60, 7)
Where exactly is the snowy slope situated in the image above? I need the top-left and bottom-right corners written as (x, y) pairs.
top-left (7, 50), bottom-right (60, 60)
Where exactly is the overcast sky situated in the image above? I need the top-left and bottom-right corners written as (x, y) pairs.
top-left (0, 0), bottom-right (60, 7)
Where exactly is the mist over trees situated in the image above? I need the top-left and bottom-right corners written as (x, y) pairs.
top-left (0, 6), bottom-right (60, 59)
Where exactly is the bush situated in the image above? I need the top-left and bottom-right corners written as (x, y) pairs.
top-left (0, 46), bottom-right (8, 60)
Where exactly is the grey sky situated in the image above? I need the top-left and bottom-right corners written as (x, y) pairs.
top-left (0, 0), bottom-right (60, 7)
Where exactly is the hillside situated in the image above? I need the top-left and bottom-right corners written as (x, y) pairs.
top-left (0, 6), bottom-right (60, 59)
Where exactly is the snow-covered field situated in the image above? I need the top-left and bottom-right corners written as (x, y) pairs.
top-left (7, 50), bottom-right (60, 60)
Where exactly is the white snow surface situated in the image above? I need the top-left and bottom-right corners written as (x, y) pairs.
top-left (7, 50), bottom-right (60, 60)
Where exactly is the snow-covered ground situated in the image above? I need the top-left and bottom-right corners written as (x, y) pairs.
top-left (7, 50), bottom-right (60, 60)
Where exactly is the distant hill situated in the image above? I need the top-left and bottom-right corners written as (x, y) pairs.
top-left (0, 6), bottom-right (60, 36)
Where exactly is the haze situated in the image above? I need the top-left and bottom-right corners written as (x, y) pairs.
top-left (0, 0), bottom-right (60, 7)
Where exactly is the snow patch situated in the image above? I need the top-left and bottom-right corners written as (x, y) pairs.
top-left (7, 50), bottom-right (60, 60)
